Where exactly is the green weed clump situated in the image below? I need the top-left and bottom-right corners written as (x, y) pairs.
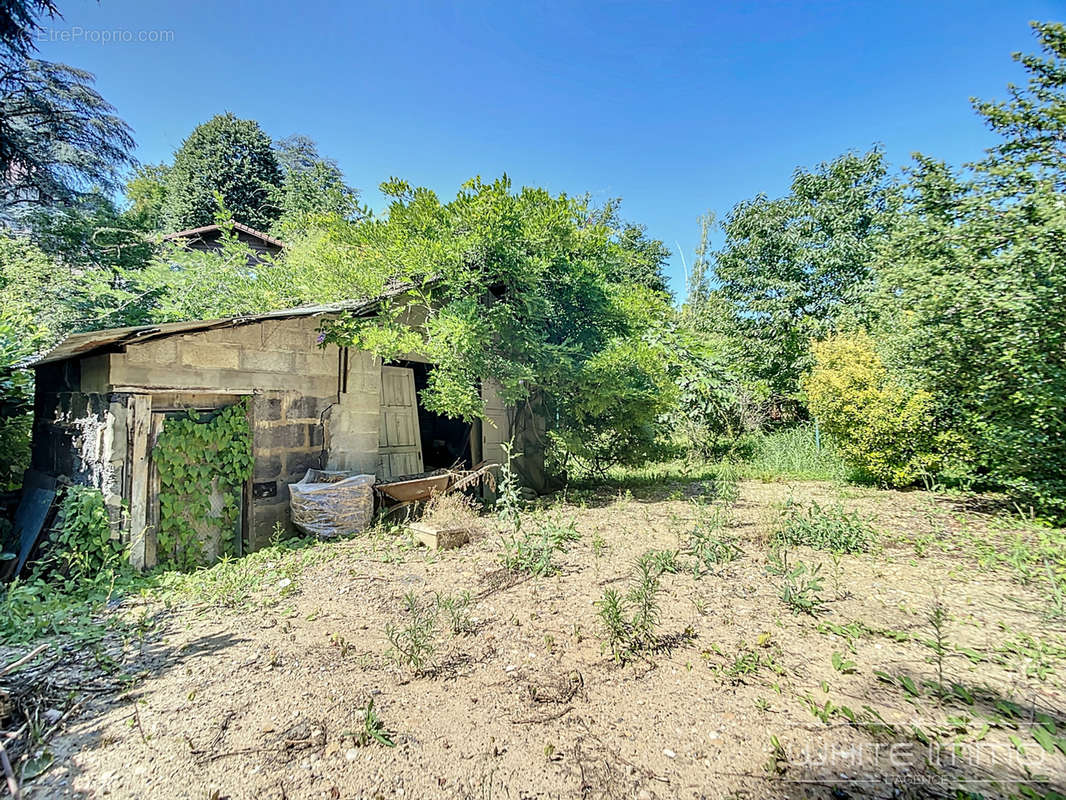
top-left (0, 486), bottom-right (133, 645)
top-left (500, 516), bottom-right (579, 577)
top-left (384, 590), bottom-right (477, 671)
top-left (780, 560), bottom-right (824, 615)
top-left (385, 592), bottom-right (438, 671)
top-left (686, 510), bottom-right (742, 576)
top-left (773, 498), bottom-right (875, 554)
top-left (597, 551), bottom-right (665, 663)
top-left (353, 697), bottom-right (395, 747)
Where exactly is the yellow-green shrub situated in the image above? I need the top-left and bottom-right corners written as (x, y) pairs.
top-left (804, 333), bottom-right (946, 486)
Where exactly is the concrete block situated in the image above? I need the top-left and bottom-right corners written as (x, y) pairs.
top-left (258, 424), bottom-right (306, 450)
top-left (254, 453), bottom-right (282, 480)
top-left (240, 350), bottom-right (295, 374)
top-left (251, 502), bottom-right (289, 551)
top-left (127, 339), bottom-right (177, 366)
top-left (295, 351), bottom-right (336, 378)
top-left (286, 394), bottom-right (330, 421)
top-left (180, 342), bottom-right (240, 371)
top-left (254, 395), bottom-right (283, 421)
top-left (285, 450), bottom-right (322, 476)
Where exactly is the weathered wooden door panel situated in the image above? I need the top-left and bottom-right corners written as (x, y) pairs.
top-left (379, 366), bottom-right (423, 480)
top-left (481, 380), bottom-right (510, 465)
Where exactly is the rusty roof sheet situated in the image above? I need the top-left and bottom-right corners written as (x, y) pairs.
top-left (29, 291), bottom-right (407, 367)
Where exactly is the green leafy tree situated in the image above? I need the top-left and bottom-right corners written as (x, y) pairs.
top-left (874, 22), bottom-right (1066, 512)
top-left (307, 175), bottom-right (678, 475)
top-left (711, 149), bottom-right (896, 405)
top-left (24, 192), bottom-right (155, 272)
top-left (0, 236), bottom-right (56, 489)
top-left (162, 113), bottom-right (283, 231)
top-left (0, 0), bottom-right (58, 58)
top-left (270, 135), bottom-right (361, 236)
top-left (125, 163), bottom-right (171, 231)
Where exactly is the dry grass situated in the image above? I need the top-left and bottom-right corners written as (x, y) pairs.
top-left (420, 490), bottom-right (484, 531)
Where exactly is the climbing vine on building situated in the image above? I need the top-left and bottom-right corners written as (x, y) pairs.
top-left (152, 401), bottom-right (253, 571)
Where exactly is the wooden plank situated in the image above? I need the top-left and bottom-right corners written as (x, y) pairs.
top-left (127, 394), bottom-right (153, 570)
top-left (481, 380), bottom-right (510, 464)
top-left (145, 413), bottom-right (165, 569)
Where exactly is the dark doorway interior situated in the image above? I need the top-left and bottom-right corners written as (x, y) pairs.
top-left (392, 360), bottom-right (472, 471)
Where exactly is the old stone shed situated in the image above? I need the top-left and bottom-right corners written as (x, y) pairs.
top-left (29, 299), bottom-right (544, 568)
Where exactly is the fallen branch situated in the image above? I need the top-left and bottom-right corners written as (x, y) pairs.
top-left (0, 646), bottom-right (48, 679)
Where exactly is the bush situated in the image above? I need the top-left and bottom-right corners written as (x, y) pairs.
top-left (44, 485), bottom-right (126, 585)
top-left (804, 333), bottom-right (958, 487)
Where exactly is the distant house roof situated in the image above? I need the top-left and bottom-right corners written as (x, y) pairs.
top-left (163, 222), bottom-right (286, 250)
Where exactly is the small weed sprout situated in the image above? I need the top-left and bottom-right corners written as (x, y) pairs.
top-left (436, 591), bottom-right (474, 636)
top-left (779, 560), bottom-right (824, 615)
top-left (714, 464), bottom-right (741, 504)
top-left (385, 592), bottom-right (438, 671)
top-left (597, 588), bottom-right (629, 661)
top-left (765, 734), bottom-right (788, 776)
top-left (773, 498), bottom-right (875, 554)
top-left (628, 552), bottom-right (663, 648)
top-left (646, 549), bottom-right (682, 575)
top-left (720, 646), bottom-right (762, 683)
top-left (496, 440), bottom-right (524, 538)
top-left (355, 697), bottom-right (396, 747)
top-left (926, 596), bottom-right (950, 697)
top-left (766, 545), bottom-right (789, 577)
top-left (831, 651), bottom-right (857, 674)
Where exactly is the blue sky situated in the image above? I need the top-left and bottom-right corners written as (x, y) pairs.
top-left (35, 0), bottom-right (1064, 295)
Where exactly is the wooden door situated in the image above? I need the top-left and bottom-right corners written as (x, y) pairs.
top-left (481, 380), bottom-right (510, 465)
top-left (379, 366), bottom-right (424, 479)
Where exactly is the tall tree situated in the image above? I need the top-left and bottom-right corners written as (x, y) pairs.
top-left (124, 162), bottom-right (170, 231)
top-left (287, 176), bottom-right (679, 474)
top-left (877, 22), bottom-right (1066, 514)
top-left (162, 113), bottom-right (282, 231)
top-left (270, 134), bottom-right (360, 236)
top-left (0, 0), bottom-right (58, 58)
top-left (711, 149), bottom-right (896, 404)
top-left (0, 60), bottom-right (135, 215)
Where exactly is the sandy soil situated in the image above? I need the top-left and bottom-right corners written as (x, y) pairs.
top-left (18, 478), bottom-right (1066, 799)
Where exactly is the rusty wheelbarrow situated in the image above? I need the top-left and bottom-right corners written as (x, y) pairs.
top-left (375, 462), bottom-right (498, 518)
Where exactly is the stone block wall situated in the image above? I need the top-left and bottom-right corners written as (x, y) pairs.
top-left (30, 382), bottom-right (129, 536)
top-left (100, 316), bottom-right (383, 550)
top-left (248, 390), bottom-right (335, 549)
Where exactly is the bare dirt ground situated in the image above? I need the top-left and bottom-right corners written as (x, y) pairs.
top-left (17, 477), bottom-right (1066, 799)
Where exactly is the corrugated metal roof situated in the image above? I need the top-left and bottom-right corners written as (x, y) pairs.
top-left (29, 294), bottom-right (396, 367)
